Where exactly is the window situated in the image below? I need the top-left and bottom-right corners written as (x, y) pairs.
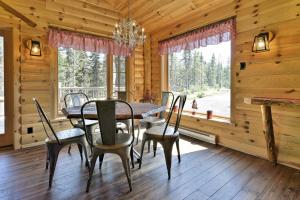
top-left (168, 41), bottom-right (231, 118)
top-left (113, 56), bottom-right (126, 92)
top-left (58, 47), bottom-right (107, 110)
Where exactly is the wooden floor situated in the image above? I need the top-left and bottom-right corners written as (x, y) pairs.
top-left (0, 136), bottom-right (299, 200)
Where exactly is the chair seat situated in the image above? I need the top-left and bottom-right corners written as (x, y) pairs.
top-left (45, 128), bottom-right (84, 143)
top-left (75, 119), bottom-right (98, 128)
top-left (141, 116), bottom-right (165, 126)
top-left (94, 133), bottom-right (133, 150)
top-left (117, 122), bottom-right (128, 130)
top-left (144, 124), bottom-right (179, 139)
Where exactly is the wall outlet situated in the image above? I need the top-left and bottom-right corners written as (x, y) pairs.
top-left (27, 127), bottom-right (33, 134)
top-left (240, 62), bottom-right (246, 70)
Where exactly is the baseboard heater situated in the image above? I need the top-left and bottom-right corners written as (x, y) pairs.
top-left (178, 127), bottom-right (216, 145)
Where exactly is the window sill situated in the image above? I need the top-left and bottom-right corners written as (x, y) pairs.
top-left (168, 110), bottom-right (235, 127)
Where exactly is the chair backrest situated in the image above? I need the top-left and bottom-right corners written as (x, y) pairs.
top-left (110, 91), bottom-right (127, 101)
top-left (163, 95), bottom-right (187, 138)
top-left (33, 98), bottom-right (60, 144)
top-left (64, 92), bottom-right (89, 108)
top-left (81, 100), bottom-right (135, 146)
top-left (159, 91), bottom-right (175, 118)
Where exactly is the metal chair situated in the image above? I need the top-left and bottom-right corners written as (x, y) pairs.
top-left (81, 100), bottom-right (135, 192)
top-left (139, 95), bottom-right (187, 179)
top-left (64, 92), bottom-right (99, 153)
top-left (33, 98), bottom-right (89, 188)
top-left (139, 91), bottom-right (175, 154)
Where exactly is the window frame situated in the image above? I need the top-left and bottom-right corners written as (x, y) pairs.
top-left (162, 40), bottom-right (235, 122)
top-left (53, 50), bottom-right (129, 119)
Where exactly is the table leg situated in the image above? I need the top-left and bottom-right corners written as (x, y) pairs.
top-left (261, 105), bottom-right (277, 165)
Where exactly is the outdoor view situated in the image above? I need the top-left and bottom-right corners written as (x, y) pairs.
top-left (168, 41), bottom-right (231, 118)
top-left (113, 56), bottom-right (126, 93)
top-left (0, 36), bottom-right (4, 133)
top-left (58, 47), bottom-right (107, 110)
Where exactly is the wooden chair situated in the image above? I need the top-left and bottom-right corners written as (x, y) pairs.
top-left (81, 100), bottom-right (135, 192)
top-left (64, 92), bottom-right (99, 153)
top-left (33, 98), bottom-right (89, 188)
top-left (139, 91), bottom-right (174, 154)
top-left (139, 95), bottom-right (186, 179)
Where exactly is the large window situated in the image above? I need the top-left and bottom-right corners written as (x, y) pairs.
top-left (168, 41), bottom-right (231, 118)
top-left (58, 47), bottom-right (107, 110)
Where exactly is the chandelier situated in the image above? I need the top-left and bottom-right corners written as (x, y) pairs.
top-left (113, 0), bottom-right (146, 50)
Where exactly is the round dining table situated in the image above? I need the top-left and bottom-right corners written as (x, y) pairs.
top-left (61, 102), bottom-right (166, 163)
top-left (62, 102), bottom-right (165, 120)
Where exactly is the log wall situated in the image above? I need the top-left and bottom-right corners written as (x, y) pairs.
top-left (150, 0), bottom-right (300, 169)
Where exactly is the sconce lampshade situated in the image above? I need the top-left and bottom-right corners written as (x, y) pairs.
top-left (252, 32), bottom-right (271, 53)
top-left (26, 40), bottom-right (41, 56)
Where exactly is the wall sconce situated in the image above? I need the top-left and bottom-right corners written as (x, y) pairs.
top-left (252, 32), bottom-right (274, 53)
top-left (26, 39), bottom-right (42, 56)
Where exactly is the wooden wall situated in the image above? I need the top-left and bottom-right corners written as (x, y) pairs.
top-left (0, 16), bottom-right (146, 148)
top-left (149, 0), bottom-right (300, 169)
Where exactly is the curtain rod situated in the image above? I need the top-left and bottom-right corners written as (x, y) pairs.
top-left (159, 16), bottom-right (236, 43)
top-left (48, 25), bottom-right (112, 40)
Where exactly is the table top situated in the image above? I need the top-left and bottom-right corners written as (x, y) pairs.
top-left (62, 102), bottom-right (166, 120)
top-left (244, 97), bottom-right (300, 107)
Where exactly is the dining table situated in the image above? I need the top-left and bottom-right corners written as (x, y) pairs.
top-left (62, 102), bottom-right (166, 163)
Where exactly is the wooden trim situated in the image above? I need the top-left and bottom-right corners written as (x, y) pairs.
top-left (107, 54), bottom-right (113, 98)
top-left (161, 54), bottom-right (168, 92)
top-left (126, 53), bottom-right (135, 102)
top-left (0, 1), bottom-right (37, 27)
top-left (50, 48), bottom-right (58, 119)
top-left (144, 34), bottom-right (152, 94)
top-left (0, 27), bottom-right (21, 149)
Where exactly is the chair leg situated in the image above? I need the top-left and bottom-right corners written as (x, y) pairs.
top-left (77, 144), bottom-right (83, 160)
top-left (130, 145), bottom-right (134, 169)
top-left (162, 140), bottom-right (175, 180)
top-left (153, 141), bottom-right (158, 157)
top-left (136, 122), bottom-right (140, 145)
top-left (86, 153), bottom-right (98, 193)
top-left (176, 139), bottom-right (181, 163)
top-left (80, 140), bottom-right (90, 168)
top-left (120, 150), bottom-right (132, 192)
top-left (45, 150), bottom-right (50, 170)
top-left (98, 154), bottom-right (104, 169)
top-left (48, 145), bottom-right (60, 189)
top-left (147, 140), bottom-right (151, 153)
top-left (139, 137), bottom-right (147, 169)
top-left (68, 144), bottom-right (72, 154)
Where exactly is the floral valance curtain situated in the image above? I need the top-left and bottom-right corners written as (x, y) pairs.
top-left (159, 17), bottom-right (236, 55)
top-left (48, 28), bottom-right (131, 57)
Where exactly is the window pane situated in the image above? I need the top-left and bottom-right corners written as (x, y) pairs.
top-left (168, 41), bottom-right (231, 118)
top-left (113, 56), bottom-right (126, 92)
top-left (58, 47), bottom-right (107, 110)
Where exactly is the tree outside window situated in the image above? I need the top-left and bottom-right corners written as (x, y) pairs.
top-left (168, 41), bottom-right (231, 118)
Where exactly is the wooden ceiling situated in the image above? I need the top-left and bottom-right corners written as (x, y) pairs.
top-left (0, 0), bottom-right (234, 37)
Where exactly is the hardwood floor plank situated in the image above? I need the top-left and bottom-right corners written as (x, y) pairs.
top-left (0, 136), bottom-right (299, 200)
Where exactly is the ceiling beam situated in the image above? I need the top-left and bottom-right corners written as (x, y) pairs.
top-left (0, 0), bottom-right (37, 27)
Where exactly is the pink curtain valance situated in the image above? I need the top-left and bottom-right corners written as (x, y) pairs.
top-left (159, 17), bottom-right (236, 55)
top-left (48, 28), bottom-right (131, 57)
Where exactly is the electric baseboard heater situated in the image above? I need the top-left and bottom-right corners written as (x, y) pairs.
top-left (178, 127), bottom-right (216, 144)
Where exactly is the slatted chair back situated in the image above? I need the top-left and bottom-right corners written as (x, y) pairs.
top-left (64, 92), bottom-right (90, 126)
top-left (33, 98), bottom-right (60, 144)
top-left (163, 95), bottom-right (187, 138)
top-left (81, 100), bottom-right (135, 146)
top-left (160, 91), bottom-right (175, 118)
top-left (64, 92), bottom-right (89, 108)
